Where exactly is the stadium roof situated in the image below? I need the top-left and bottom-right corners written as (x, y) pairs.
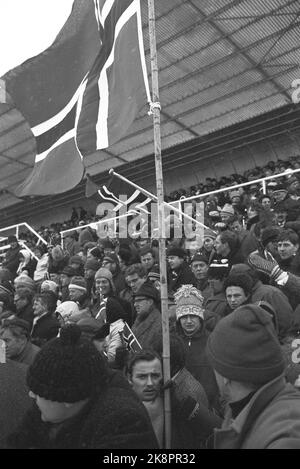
top-left (0, 0), bottom-right (300, 222)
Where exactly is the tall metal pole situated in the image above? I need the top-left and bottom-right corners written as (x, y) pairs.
top-left (147, 0), bottom-right (171, 449)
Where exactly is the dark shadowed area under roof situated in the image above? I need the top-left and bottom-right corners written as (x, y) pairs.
top-left (0, 0), bottom-right (299, 223)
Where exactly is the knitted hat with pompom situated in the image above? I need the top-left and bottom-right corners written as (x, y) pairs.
top-left (27, 324), bottom-right (109, 403)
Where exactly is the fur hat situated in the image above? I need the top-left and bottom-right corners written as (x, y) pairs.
top-left (206, 304), bottom-right (285, 384)
top-left (175, 285), bottom-right (204, 320)
top-left (27, 324), bottom-right (109, 403)
top-left (68, 276), bottom-right (87, 293)
top-left (14, 273), bottom-right (35, 292)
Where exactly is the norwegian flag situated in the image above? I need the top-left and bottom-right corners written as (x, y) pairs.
top-left (1, 0), bottom-right (150, 197)
top-left (121, 321), bottom-right (142, 353)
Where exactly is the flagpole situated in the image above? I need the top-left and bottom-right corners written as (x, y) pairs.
top-left (147, 0), bottom-right (171, 449)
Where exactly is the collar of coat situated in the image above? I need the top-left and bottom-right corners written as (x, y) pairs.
top-left (214, 374), bottom-right (286, 448)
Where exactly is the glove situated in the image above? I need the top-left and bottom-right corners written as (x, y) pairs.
top-left (248, 253), bottom-right (284, 282)
top-left (168, 367), bottom-right (209, 419)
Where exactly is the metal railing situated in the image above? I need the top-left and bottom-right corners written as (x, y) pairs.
top-left (0, 222), bottom-right (47, 262)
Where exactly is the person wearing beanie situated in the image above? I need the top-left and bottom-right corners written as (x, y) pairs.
top-left (0, 318), bottom-right (40, 366)
top-left (87, 246), bottom-right (103, 261)
top-left (231, 263), bottom-right (294, 339)
top-left (102, 253), bottom-right (126, 295)
top-left (167, 245), bottom-right (197, 294)
top-left (2, 236), bottom-right (21, 279)
top-left (260, 226), bottom-right (281, 258)
top-left (68, 276), bottom-right (91, 322)
top-left (174, 285), bottom-right (220, 413)
top-left (31, 291), bottom-right (60, 348)
top-left (206, 304), bottom-right (300, 449)
top-left (93, 268), bottom-right (116, 324)
top-left (131, 282), bottom-right (162, 350)
top-left (68, 255), bottom-right (85, 277)
top-left (59, 266), bottom-right (78, 302)
top-left (14, 272), bottom-right (35, 294)
top-left (147, 264), bottom-right (161, 291)
top-left (7, 324), bottom-right (158, 449)
top-left (197, 229), bottom-right (217, 264)
top-left (84, 258), bottom-right (100, 297)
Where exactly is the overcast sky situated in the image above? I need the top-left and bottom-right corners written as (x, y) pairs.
top-left (0, 0), bottom-right (74, 76)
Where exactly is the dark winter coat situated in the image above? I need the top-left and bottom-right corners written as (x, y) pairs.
top-left (8, 371), bottom-right (158, 449)
top-left (279, 253), bottom-right (300, 277)
top-left (250, 280), bottom-right (294, 339)
top-left (168, 262), bottom-right (197, 294)
top-left (13, 341), bottom-right (40, 366)
top-left (214, 376), bottom-right (300, 449)
top-left (176, 324), bottom-right (221, 413)
top-left (16, 303), bottom-right (34, 328)
top-left (0, 361), bottom-right (32, 448)
top-left (2, 245), bottom-right (21, 278)
top-left (131, 306), bottom-right (162, 349)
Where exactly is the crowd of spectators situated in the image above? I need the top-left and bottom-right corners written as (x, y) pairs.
top-left (1, 154), bottom-right (300, 449)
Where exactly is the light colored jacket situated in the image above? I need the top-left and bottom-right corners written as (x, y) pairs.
top-left (104, 318), bottom-right (125, 363)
